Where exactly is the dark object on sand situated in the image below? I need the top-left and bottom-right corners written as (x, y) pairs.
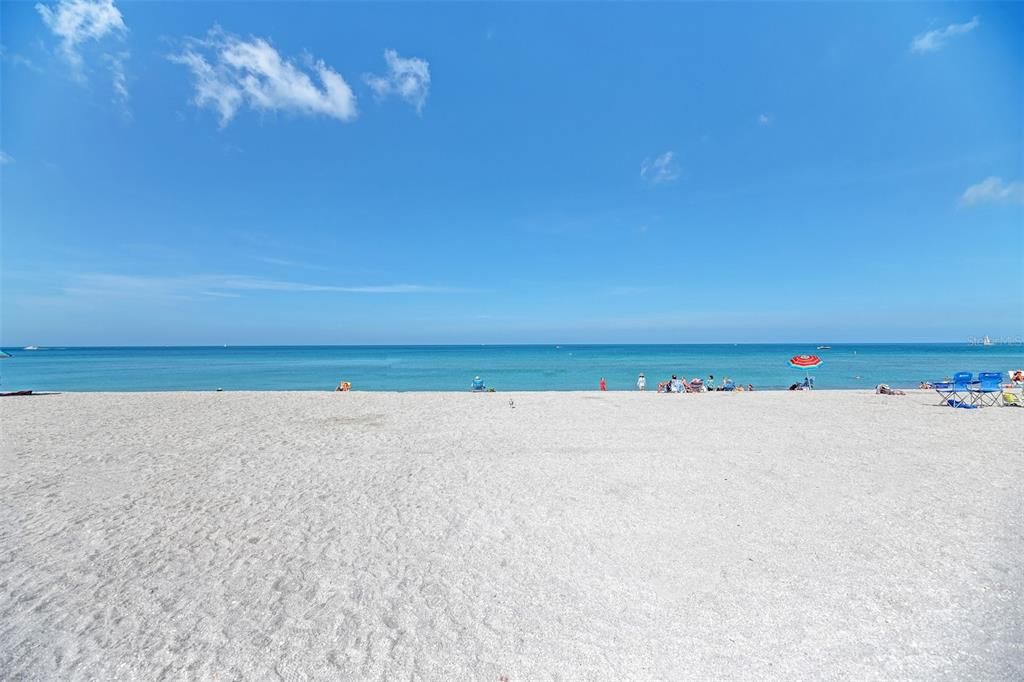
top-left (1, 390), bottom-right (33, 397)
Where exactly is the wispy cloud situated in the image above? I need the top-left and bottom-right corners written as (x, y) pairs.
top-left (960, 177), bottom-right (1024, 206)
top-left (758, 113), bottom-right (771, 126)
top-left (608, 285), bottom-right (662, 296)
top-left (641, 151), bottom-right (679, 184)
top-left (0, 151), bottom-right (12, 164)
top-left (0, 47), bottom-right (42, 72)
top-left (36, 0), bottom-right (129, 101)
top-left (258, 256), bottom-right (327, 270)
top-left (364, 49), bottom-right (431, 114)
top-left (911, 16), bottom-right (980, 54)
top-left (104, 50), bottom-right (129, 104)
top-left (168, 27), bottom-right (357, 127)
top-left (36, 0), bottom-right (125, 71)
top-left (61, 273), bottom-right (464, 298)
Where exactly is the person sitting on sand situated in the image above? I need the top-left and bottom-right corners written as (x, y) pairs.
top-left (335, 380), bottom-right (351, 392)
top-left (876, 384), bottom-right (905, 396)
top-left (918, 380), bottom-right (933, 389)
top-left (670, 375), bottom-right (683, 393)
top-left (746, 384), bottom-right (754, 391)
top-left (1011, 370), bottom-right (1024, 385)
top-left (471, 376), bottom-right (485, 392)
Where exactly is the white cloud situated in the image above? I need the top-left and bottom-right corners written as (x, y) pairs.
top-left (104, 50), bottom-right (129, 104)
top-left (36, 0), bottom-right (126, 74)
top-left (258, 256), bottom-right (327, 270)
top-left (169, 28), bottom-right (357, 127)
top-left (0, 48), bottom-right (42, 72)
top-left (217, 277), bottom-right (439, 294)
top-left (911, 16), bottom-right (980, 54)
top-left (364, 49), bottom-right (431, 114)
top-left (960, 177), bottom-right (1024, 206)
top-left (63, 273), bottom-right (462, 298)
top-left (640, 151), bottom-right (679, 184)
top-left (36, 0), bottom-right (129, 101)
top-left (758, 113), bottom-right (771, 125)
top-left (0, 151), bottom-right (12, 164)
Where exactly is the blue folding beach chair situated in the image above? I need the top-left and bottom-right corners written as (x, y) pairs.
top-left (933, 379), bottom-right (953, 405)
top-left (933, 376), bottom-right (957, 404)
top-left (969, 372), bottom-right (1004, 407)
top-left (936, 372), bottom-right (973, 407)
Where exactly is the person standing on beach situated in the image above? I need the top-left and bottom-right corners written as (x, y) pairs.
top-left (707, 375), bottom-right (715, 391)
top-left (599, 377), bottom-right (607, 391)
top-left (636, 374), bottom-right (646, 391)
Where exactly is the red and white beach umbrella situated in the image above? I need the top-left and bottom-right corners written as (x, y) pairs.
top-left (789, 354), bottom-right (823, 370)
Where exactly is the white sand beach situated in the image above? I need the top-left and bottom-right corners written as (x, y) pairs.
top-left (1, 390), bottom-right (1021, 679)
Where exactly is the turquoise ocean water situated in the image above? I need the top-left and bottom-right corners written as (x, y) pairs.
top-left (1, 344), bottom-right (1022, 392)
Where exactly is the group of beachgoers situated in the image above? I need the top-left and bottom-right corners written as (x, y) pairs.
top-left (468, 374), bottom-right (755, 392)
top-left (787, 376), bottom-right (815, 391)
top-left (636, 374), bottom-right (753, 393)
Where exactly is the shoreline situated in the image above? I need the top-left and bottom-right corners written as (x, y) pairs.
top-left (0, 387), bottom-right (954, 395)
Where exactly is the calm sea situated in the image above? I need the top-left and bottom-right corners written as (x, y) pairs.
top-left (2, 344), bottom-right (1022, 392)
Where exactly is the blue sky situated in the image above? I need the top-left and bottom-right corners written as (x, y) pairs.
top-left (1, 1), bottom-right (1022, 345)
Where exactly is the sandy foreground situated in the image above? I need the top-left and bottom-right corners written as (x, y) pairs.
top-left (1, 390), bottom-right (1021, 680)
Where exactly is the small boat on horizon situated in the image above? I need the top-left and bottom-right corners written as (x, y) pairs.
top-left (23, 345), bottom-right (40, 351)
top-left (982, 335), bottom-right (993, 346)
top-left (816, 345), bottom-right (831, 350)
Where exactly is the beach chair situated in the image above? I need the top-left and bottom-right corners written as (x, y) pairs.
top-left (969, 372), bottom-right (1004, 407)
top-left (935, 372), bottom-right (972, 407)
top-left (1002, 392), bottom-right (1023, 407)
top-left (950, 372), bottom-right (974, 403)
top-left (933, 380), bottom-right (955, 405)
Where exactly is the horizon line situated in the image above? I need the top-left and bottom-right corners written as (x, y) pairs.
top-left (2, 341), bottom-right (1016, 349)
